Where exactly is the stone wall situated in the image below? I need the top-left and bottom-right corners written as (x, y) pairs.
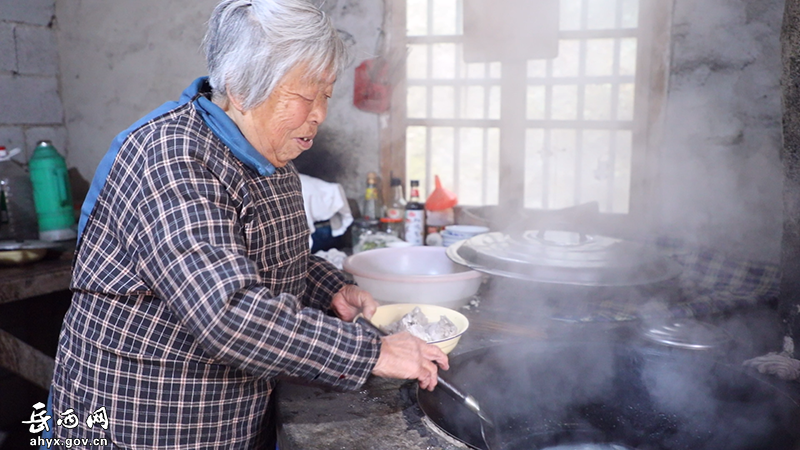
top-left (779, 0), bottom-right (800, 340)
top-left (658, 0), bottom-right (785, 262)
top-left (55, 0), bottom-right (217, 188)
top-left (0, 0), bottom-right (66, 163)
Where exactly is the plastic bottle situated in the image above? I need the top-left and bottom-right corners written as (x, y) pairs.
top-left (380, 217), bottom-right (403, 239)
top-left (404, 180), bottom-right (425, 246)
top-left (361, 171), bottom-right (383, 221)
top-left (425, 175), bottom-right (457, 239)
top-left (28, 140), bottom-right (77, 241)
top-left (351, 218), bottom-right (380, 252)
top-left (0, 146), bottom-right (38, 241)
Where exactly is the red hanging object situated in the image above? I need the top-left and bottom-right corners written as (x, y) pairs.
top-left (353, 58), bottom-right (391, 113)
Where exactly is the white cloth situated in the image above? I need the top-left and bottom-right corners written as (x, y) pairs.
top-left (313, 248), bottom-right (348, 270)
top-left (743, 336), bottom-right (800, 381)
top-left (299, 174), bottom-right (353, 240)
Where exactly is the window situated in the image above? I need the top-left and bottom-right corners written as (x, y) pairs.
top-left (381, 0), bottom-right (672, 227)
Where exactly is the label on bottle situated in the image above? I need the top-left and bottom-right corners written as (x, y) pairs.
top-left (404, 209), bottom-right (424, 245)
top-left (386, 207), bottom-right (403, 220)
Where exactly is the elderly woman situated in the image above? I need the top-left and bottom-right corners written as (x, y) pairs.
top-left (49, 0), bottom-right (448, 448)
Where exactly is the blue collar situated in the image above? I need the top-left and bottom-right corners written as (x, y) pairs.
top-left (190, 77), bottom-right (276, 177)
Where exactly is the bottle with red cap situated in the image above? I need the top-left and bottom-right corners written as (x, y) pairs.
top-left (404, 180), bottom-right (424, 246)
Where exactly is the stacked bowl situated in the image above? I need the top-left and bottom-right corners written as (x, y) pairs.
top-left (342, 246), bottom-right (483, 309)
top-left (440, 225), bottom-right (490, 247)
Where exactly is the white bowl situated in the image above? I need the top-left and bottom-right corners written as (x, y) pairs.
top-left (443, 225), bottom-right (490, 238)
top-left (441, 238), bottom-right (461, 247)
top-left (367, 303), bottom-right (469, 354)
top-left (343, 246), bottom-right (482, 308)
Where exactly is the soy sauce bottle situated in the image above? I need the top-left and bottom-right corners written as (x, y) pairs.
top-left (404, 180), bottom-right (424, 245)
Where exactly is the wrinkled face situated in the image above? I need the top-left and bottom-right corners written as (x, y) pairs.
top-left (237, 64), bottom-right (335, 168)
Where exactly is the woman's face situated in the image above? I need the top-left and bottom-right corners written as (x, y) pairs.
top-left (235, 64), bottom-right (335, 168)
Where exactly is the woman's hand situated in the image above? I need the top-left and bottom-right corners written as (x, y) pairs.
top-left (372, 332), bottom-right (450, 391)
top-left (331, 284), bottom-right (378, 322)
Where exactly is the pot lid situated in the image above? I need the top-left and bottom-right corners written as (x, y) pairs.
top-left (640, 319), bottom-right (731, 351)
top-left (446, 230), bottom-right (682, 286)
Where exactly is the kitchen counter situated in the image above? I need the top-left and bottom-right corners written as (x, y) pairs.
top-left (276, 311), bottom-right (490, 450)
top-left (275, 294), bottom-right (570, 450)
top-left (0, 257), bottom-right (72, 305)
top-left (277, 375), bottom-right (470, 450)
top-left (0, 248), bottom-right (73, 390)
top-left (275, 278), bottom-right (786, 450)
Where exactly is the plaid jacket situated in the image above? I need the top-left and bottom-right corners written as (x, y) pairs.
top-left (51, 95), bottom-right (380, 448)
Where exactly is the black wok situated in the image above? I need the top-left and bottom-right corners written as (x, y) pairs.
top-left (418, 341), bottom-right (800, 450)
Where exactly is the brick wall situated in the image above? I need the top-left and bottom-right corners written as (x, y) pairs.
top-left (0, 0), bottom-right (66, 164)
top-left (0, 2), bottom-right (69, 445)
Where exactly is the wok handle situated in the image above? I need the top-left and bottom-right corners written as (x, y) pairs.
top-left (355, 316), bottom-right (386, 336)
top-left (354, 317), bottom-right (468, 403)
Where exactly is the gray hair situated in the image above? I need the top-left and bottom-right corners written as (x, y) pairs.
top-left (203, 0), bottom-right (348, 110)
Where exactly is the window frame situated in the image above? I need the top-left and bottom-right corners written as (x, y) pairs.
top-left (380, 0), bottom-right (674, 235)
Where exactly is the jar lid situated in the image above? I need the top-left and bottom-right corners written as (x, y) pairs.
top-left (640, 319), bottom-right (731, 351)
top-left (380, 217), bottom-right (403, 223)
top-left (446, 230), bottom-right (681, 286)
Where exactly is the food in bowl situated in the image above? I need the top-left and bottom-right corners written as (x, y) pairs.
top-left (343, 246), bottom-right (483, 309)
top-left (382, 306), bottom-right (458, 341)
top-left (368, 303), bottom-right (469, 354)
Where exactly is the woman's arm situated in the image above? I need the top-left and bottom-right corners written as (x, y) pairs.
top-left (134, 142), bottom-right (380, 389)
top-left (302, 253), bottom-right (351, 310)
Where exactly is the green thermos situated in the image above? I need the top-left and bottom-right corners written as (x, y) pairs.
top-left (29, 140), bottom-right (77, 241)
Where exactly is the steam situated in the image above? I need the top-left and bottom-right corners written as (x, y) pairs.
top-left (431, 336), bottom-right (796, 449)
top-left (653, 0), bottom-right (783, 264)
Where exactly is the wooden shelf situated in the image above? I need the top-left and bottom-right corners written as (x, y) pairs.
top-left (0, 257), bottom-right (72, 390)
top-left (0, 258), bottom-right (72, 305)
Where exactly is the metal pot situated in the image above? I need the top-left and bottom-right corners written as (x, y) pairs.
top-left (446, 230), bottom-right (681, 287)
top-left (446, 229), bottom-right (686, 320)
top-left (418, 340), bottom-right (800, 450)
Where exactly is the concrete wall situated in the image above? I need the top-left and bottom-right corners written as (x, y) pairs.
top-left (50, 0), bottom-right (786, 262)
top-left (55, 0), bottom-right (217, 184)
top-left (297, 0), bottom-right (383, 197)
top-left (0, 0), bottom-right (65, 163)
top-left (658, 0), bottom-right (784, 262)
top-left (55, 0), bottom-right (383, 199)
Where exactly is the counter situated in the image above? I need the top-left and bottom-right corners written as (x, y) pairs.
top-left (0, 252), bottom-right (72, 390)
top-left (275, 275), bottom-right (785, 450)
top-left (275, 295), bottom-right (561, 450)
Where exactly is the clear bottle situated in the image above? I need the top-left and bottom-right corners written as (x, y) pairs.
top-left (404, 180), bottom-right (425, 246)
top-left (351, 218), bottom-right (380, 253)
top-left (0, 146), bottom-right (38, 241)
top-left (361, 171), bottom-right (383, 221)
top-left (380, 217), bottom-right (403, 239)
top-left (385, 177), bottom-right (406, 239)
